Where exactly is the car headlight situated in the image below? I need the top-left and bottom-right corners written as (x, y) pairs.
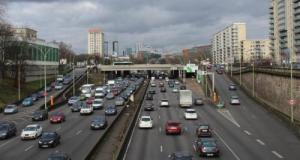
top-left (49, 140), bottom-right (54, 143)
top-left (38, 141), bottom-right (42, 144)
top-left (40, 115), bottom-right (43, 118)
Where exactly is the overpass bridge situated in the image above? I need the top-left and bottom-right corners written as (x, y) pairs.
top-left (98, 64), bottom-right (185, 71)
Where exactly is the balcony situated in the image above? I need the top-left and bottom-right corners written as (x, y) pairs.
top-left (294, 3), bottom-right (300, 9)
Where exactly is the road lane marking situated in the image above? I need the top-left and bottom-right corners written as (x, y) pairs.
top-left (158, 115), bottom-right (160, 119)
top-left (256, 139), bottom-right (265, 146)
top-left (76, 130), bottom-right (82, 135)
top-left (272, 151), bottom-right (284, 159)
top-left (0, 138), bottom-right (16, 148)
top-left (159, 127), bottom-right (162, 133)
top-left (160, 145), bottom-right (163, 152)
top-left (217, 109), bottom-right (240, 128)
top-left (24, 145), bottom-right (33, 152)
top-left (193, 144), bottom-right (196, 151)
top-left (243, 130), bottom-right (252, 136)
top-left (214, 131), bottom-right (241, 160)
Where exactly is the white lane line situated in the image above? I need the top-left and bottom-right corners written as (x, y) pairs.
top-left (158, 115), bottom-right (160, 119)
top-left (272, 151), bottom-right (284, 159)
top-left (256, 139), bottom-right (265, 146)
top-left (56, 126), bottom-right (61, 131)
top-left (217, 109), bottom-right (241, 128)
top-left (24, 145), bottom-right (33, 152)
top-left (159, 127), bottom-right (162, 133)
top-left (0, 138), bottom-right (16, 148)
top-left (193, 144), bottom-right (196, 151)
top-left (214, 131), bottom-right (241, 160)
top-left (160, 145), bottom-right (163, 152)
top-left (243, 130), bottom-right (252, 136)
top-left (76, 130), bottom-right (82, 135)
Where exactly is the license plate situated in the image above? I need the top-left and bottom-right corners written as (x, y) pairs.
top-left (42, 145), bottom-right (48, 147)
top-left (207, 154), bottom-right (214, 156)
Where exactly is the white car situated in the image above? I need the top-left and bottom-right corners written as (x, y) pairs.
top-left (151, 83), bottom-right (156, 87)
top-left (160, 99), bottom-right (169, 107)
top-left (139, 116), bottom-right (153, 129)
top-left (184, 109), bottom-right (198, 120)
top-left (54, 83), bottom-right (63, 90)
top-left (172, 88), bottom-right (179, 93)
top-left (92, 99), bottom-right (103, 110)
top-left (80, 105), bottom-right (93, 115)
top-left (175, 81), bottom-right (180, 85)
top-left (230, 96), bottom-right (240, 105)
top-left (21, 124), bottom-right (43, 140)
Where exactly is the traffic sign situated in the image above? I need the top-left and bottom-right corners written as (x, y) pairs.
top-left (288, 99), bottom-right (297, 106)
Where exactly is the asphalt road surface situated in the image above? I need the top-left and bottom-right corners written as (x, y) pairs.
top-left (124, 76), bottom-right (300, 160)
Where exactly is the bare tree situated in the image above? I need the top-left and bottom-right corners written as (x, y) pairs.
top-left (0, 22), bottom-right (14, 79)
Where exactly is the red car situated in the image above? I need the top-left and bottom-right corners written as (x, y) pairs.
top-left (50, 112), bottom-right (66, 123)
top-left (86, 97), bottom-right (94, 105)
top-left (165, 121), bottom-right (182, 135)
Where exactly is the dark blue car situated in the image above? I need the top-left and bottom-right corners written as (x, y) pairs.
top-left (105, 106), bottom-right (117, 116)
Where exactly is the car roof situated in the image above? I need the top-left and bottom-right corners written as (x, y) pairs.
top-left (141, 115), bottom-right (151, 118)
top-left (185, 109), bottom-right (195, 112)
top-left (231, 95), bottom-right (239, 98)
top-left (26, 124), bottom-right (40, 128)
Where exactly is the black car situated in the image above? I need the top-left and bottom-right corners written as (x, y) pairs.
top-left (38, 132), bottom-right (60, 148)
top-left (32, 110), bottom-right (48, 121)
top-left (90, 116), bottom-right (108, 130)
top-left (148, 90), bottom-right (156, 94)
top-left (194, 98), bottom-right (204, 105)
top-left (48, 151), bottom-right (71, 160)
top-left (71, 101), bottom-right (85, 112)
top-left (160, 87), bottom-right (166, 92)
top-left (144, 103), bottom-right (154, 111)
top-left (229, 84), bottom-right (237, 90)
top-left (169, 151), bottom-right (193, 160)
top-left (0, 122), bottom-right (17, 139)
top-left (196, 124), bottom-right (212, 138)
top-left (146, 93), bottom-right (153, 100)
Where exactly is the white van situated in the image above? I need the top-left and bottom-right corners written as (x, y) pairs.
top-left (80, 84), bottom-right (95, 98)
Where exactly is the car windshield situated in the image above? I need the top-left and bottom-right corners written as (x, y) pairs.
top-left (0, 125), bottom-right (8, 131)
top-left (41, 132), bottom-right (55, 138)
top-left (48, 156), bottom-right (66, 160)
top-left (6, 105), bottom-right (15, 109)
top-left (94, 100), bottom-right (102, 104)
top-left (199, 125), bottom-right (209, 130)
top-left (168, 122), bottom-right (180, 126)
top-left (70, 97), bottom-right (78, 100)
top-left (202, 141), bottom-right (217, 147)
top-left (162, 100), bottom-right (168, 102)
top-left (186, 110), bottom-right (195, 113)
top-left (141, 117), bottom-right (151, 121)
top-left (24, 126), bottom-right (37, 131)
top-left (92, 117), bottom-right (105, 122)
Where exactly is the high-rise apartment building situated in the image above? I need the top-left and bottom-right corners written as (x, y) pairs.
top-left (112, 41), bottom-right (119, 56)
top-left (87, 28), bottom-right (104, 57)
top-left (241, 40), bottom-right (271, 63)
top-left (269, 0), bottom-right (300, 64)
top-left (212, 23), bottom-right (246, 64)
top-left (104, 41), bottom-right (109, 57)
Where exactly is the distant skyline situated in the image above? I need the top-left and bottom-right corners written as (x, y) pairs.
top-left (4, 0), bottom-right (269, 54)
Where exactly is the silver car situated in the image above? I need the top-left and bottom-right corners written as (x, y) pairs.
top-left (92, 99), bottom-right (104, 110)
top-left (230, 96), bottom-right (240, 105)
top-left (115, 97), bottom-right (125, 106)
top-left (3, 105), bottom-right (18, 114)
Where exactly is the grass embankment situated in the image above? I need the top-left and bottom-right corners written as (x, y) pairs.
top-left (0, 78), bottom-right (54, 109)
top-left (88, 72), bottom-right (104, 85)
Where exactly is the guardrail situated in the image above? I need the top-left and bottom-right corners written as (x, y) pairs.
top-left (85, 78), bottom-right (148, 159)
top-left (231, 66), bottom-right (300, 78)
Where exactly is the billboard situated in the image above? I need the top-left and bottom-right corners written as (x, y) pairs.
top-left (184, 64), bottom-right (198, 73)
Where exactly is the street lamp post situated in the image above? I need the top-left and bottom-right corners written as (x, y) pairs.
top-left (73, 56), bottom-right (75, 96)
top-left (290, 60), bottom-right (294, 123)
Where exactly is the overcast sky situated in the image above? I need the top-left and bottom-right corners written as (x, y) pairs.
top-left (3, 0), bottom-right (269, 54)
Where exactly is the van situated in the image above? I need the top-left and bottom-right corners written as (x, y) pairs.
top-left (80, 84), bottom-right (95, 98)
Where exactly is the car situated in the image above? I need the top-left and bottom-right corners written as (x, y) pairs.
top-left (144, 103), bottom-right (154, 111)
top-left (55, 82), bottom-right (63, 90)
top-left (159, 82), bottom-right (164, 87)
top-left (216, 69), bottom-right (223, 74)
top-left (92, 99), bottom-right (104, 110)
top-left (169, 83), bottom-right (174, 88)
top-left (68, 96), bottom-right (80, 106)
top-left (31, 93), bottom-right (39, 101)
top-left (79, 94), bottom-right (86, 101)
top-left (229, 84), bottom-right (237, 90)
top-left (160, 87), bottom-right (166, 92)
top-left (115, 97), bottom-right (125, 106)
top-left (46, 86), bottom-right (52, 92)
top-left (56, 75), bottom-right (64, 82)
top-left (22, 97), bottom-right (34, 107)
top-left (194, 138), bottom-right (220, 157)
top-left (230, 96), bottom-right (240, 105)
top-left (106, 92), bottom-right (115, 99)
top-left (184, 109), bottom-right (198, 120)
top-left (48, 151), bottom-right (71, 160)
top-left (169, 151), bottom-right (193, 160)
top-left (150, 83), bottom-right (156, 87)
top-left (196, 124), bottom-right (212, 138)
top-left (146, 93), bottom-right (153, 100)
top-left (50, 112), bottom-right (66, 123)
top-left (32, 110), bottom-right (48, 121)
top-left (0, 122), bottom-right (17, 139)
top-left (37, 90), bottom-right (45, 98)
top-left (38, 132), bottom-right (60, 148)
top-left (194, 98), bottom-right (204, 105)
top-left (180, 85), bottom-right (186, 90)
top-left (86, 97), bottom-right (94, 105)
top-left (80, 103), bottom-right (93, 115)
top-left (63, 78), bottom-right (72, 85)
top-left (95, 90), bottom-right (106, 98)
top-left (175, 81), bottom-right (180, 85)
top-left (71, 101), bottom-right (85, 112)
top-left (160, 99), bottom-right (169, 107)
top-left (139, 116), bottom-right (153, 129)
top-left (21, 124), bottom-right (43, 140)
top-left (165, 121), bottom-right (182, 135)
top-left (172, 88), bottom-right (179, 93)
top-left (90, 116), bottom-right (108, 130)
top-left (3, 104), bottom-right (18, 114)
top-left (148, 90), bottom-right (156, 94)
top-left (105, 105), bottom-right (117, 116)
top-left (216, 101), bottom-right (225, 109)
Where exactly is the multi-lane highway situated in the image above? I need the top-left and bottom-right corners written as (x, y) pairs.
top-left (124, 74), bottom-right (300, 160)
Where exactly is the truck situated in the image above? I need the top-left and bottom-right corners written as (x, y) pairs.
top-left (179, 90), bottom-right (193, 107)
